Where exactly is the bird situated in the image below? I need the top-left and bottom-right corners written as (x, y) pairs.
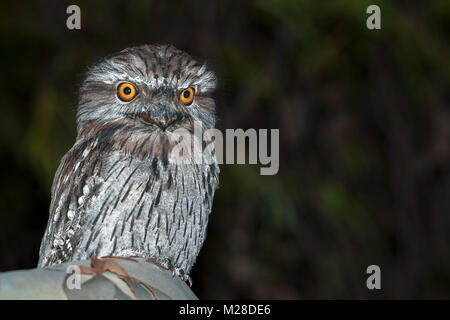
top-left (37, 44), bottom-right (219, 283)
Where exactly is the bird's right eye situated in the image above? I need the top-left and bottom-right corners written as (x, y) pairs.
top-left (117, 83), bottom-right (137, 102)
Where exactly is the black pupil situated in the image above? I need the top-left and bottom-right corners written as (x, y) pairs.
top-left (183, 90), bottom-right (190, 98)
top-left (123, 86), bottom-right (132, 95)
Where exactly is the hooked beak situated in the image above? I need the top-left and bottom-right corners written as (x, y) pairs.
top-left (138, 104), bottom-right (180, 130)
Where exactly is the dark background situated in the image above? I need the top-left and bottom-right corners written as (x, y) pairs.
top-left (1, 0), bottom-right (449, 299)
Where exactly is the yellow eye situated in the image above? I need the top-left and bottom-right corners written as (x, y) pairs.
top-left (180, 87), bottom-right (195, 105)
top-left (117, 83), bottom-right (137, 102)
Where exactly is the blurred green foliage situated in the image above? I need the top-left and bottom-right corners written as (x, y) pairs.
top-left (0, 0), bottom-right (449, 298)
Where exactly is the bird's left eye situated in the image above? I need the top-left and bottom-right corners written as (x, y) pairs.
top-left (180, 87), bottom-right (195, 105)
top-left (117, 83), bottom-right (137, 102)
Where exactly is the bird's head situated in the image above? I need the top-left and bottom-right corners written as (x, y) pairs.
top-left (76, 44), bottom-right (216, 135)
top-left (74, 44), bottom-right (217, 162)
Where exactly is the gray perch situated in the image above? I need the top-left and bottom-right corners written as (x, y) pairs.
top-left (0, 257), bottom-right (197, 300)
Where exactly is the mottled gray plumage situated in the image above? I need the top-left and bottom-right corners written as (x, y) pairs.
top-left (38, 44), bottom-right (219, 279)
